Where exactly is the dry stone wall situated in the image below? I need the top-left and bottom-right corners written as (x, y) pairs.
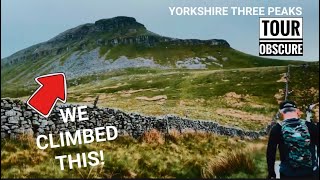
top-left (1, 98), bottom-right (270, 139)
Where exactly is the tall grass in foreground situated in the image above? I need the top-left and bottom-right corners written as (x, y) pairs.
top-left (1, 130), bottom-right (268, 178)
top-left (202, 149), bottom-right (255, 178)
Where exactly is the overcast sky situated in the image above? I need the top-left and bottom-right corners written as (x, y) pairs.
top-left (1, 0), bottom-right (319, 61)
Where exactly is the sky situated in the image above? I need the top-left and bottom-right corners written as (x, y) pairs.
top-left (1, 0), bottom-right (319, 61)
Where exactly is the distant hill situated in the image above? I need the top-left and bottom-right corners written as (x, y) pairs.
top-left (1, 16), bottom-right (310, 98)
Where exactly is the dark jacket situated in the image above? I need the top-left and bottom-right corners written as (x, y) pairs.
top-left (267, 118), bottom-right (319, 178)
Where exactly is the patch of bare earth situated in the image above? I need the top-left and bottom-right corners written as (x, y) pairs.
top-left (99, 94), bottom-right (115, 100)
top-left (277, 73), bottom-right (287, 83)
top-left (119, 88), bottom-right (164, 97)
top-left (100, 82), bottom-right (128, 90)
top-left (179, 99), bottom-right (205, 107)
top-left (309, 87), bottom-right (319, 94)
top-left (274, 89), bottom-right (284, 104)
top-left (82, 96), bottom-right (96, 102)
top-left (223, 92), bottom-right (263, 108)
top-left (135, 95), bottom-right (167, 105)
top-left (215, 108), bottom-right (269, 123)
top-left (223, 92), bottom-right (246, 107)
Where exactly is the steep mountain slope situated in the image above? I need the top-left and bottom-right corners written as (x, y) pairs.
top-left (1, 16), bottom-right (308, 98)
top-left (2, 16), bottom-right (303, 81)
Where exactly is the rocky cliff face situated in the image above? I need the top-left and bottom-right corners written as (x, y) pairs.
top-left (48, 16), bottom-right (147, 43)
top-left (1, 16), bottom-right (230, 67)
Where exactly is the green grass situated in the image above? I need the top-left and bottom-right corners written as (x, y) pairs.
top-left (289, 64), bottom-right (319, 107)
top-left (59, 51), bottom-right (74, 66)
top-left (1, 132), bottom-right (268, 178)
top-left (102, 43), bottom-right (303, 68)
top-left (99, 46), bottom-right (109, 57)
top-left (1, 41), bottom-right (304, 89)
top-left (70, 67), bottom-right (283, 100)
top-left (224, 145), bottom-right (268, 178)
top-left (64, 65), bottom-right (316, 129)
top-left (3, 64), bottom-right (318, 130)
top-left (1, 38), bottom-right (317, 130)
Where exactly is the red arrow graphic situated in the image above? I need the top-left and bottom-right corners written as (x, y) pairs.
top-left (27, 73), bottom-right (67, 118)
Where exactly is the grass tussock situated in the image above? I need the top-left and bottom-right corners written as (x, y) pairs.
top-left (202, 142), bottom-right (267, 178)
top-left (140, 129), bottom-right (164, 145)
top-left (202, 150), bottom-right (255, 178)
top-left (166, 128), bottom-right (182, 143)
top-left (1, 134), bottom-right (48, 169)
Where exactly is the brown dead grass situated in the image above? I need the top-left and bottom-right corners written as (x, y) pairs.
top-left (1, 134), bottom-right (48, 168)
top-left (140, 128), bottom-right (219, 145)
top-left (202, 150), bottom-right (255, 178)
top-left (166, 128), bottom-right (182, 142)
top-left (1, 150), bottom-right (48, 168)
top-left (202, 142), bottom-right (265, 178)
top-left (223, 92), bottom-right (247, 108)
top-left (140, 129), bottom-right (165, 145)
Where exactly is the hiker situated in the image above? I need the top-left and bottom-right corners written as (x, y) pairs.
top-left (267, 100), bottom-right (319, 179)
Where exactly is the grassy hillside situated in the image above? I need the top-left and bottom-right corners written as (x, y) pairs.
top-left (0, 39), bottom-right (306, 101)
top-left (1, 131), bottom-right (268, 178)
top-left (100, 44), bottom-right (302, 67)
top-left (4, 64), bottom-right (318, 131)
top-left (66, 65), bottom-right (317, 130)
top-left (1, 44), bottom-right (304, 89)
top-left (0, 16), bottom-right (306, 95)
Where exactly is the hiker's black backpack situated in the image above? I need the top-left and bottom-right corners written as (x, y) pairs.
top-left (280, 119), bottom-right (313, 168)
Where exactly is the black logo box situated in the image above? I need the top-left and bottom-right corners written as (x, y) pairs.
top-left (259, 17), bottom-right (303, 56)
top-left (259, 42), bottom-right (303, 56)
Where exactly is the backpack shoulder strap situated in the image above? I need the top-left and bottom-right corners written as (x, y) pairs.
top-left (300, 119), bottom-right (307, 124)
